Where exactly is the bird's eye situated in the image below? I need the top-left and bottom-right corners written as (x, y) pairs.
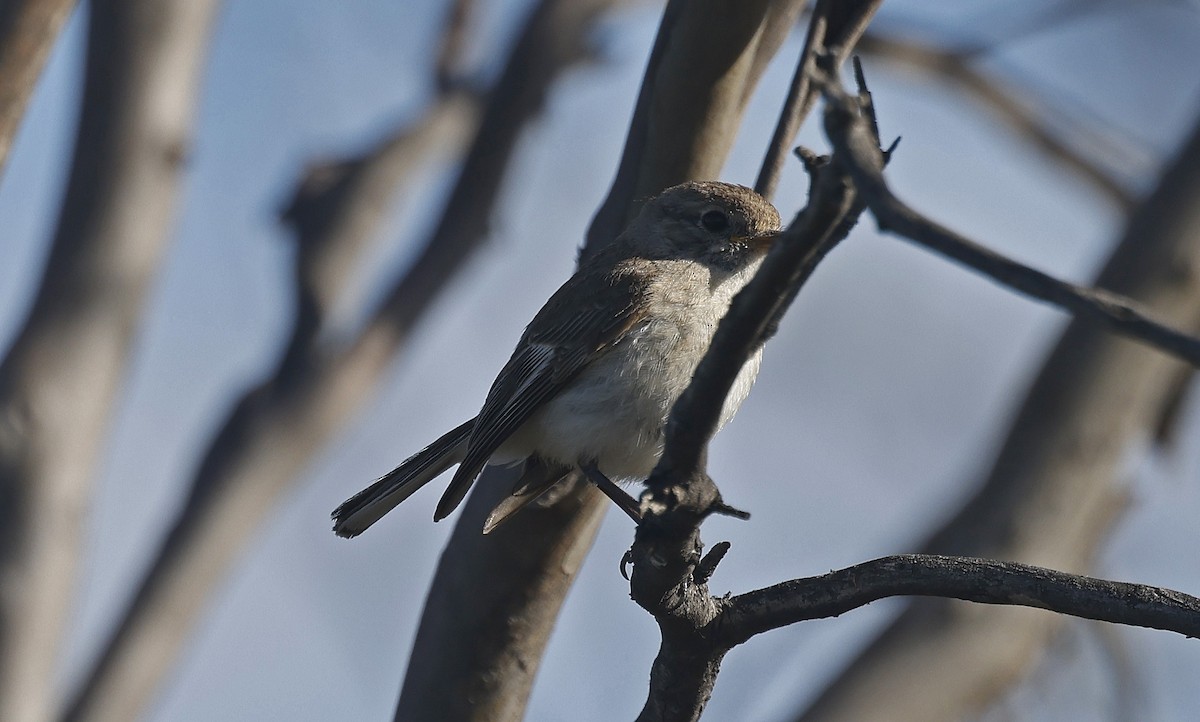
top-left (700, 209), bottom-right (730, 233)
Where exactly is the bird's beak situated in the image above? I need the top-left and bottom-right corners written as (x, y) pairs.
top-left (741, 229), bottom-right (781, 253)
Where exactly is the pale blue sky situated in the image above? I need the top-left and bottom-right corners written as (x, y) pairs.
top-left (2, 1), bottom-right (1199, 720)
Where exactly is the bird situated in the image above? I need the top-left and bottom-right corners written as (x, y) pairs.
top-left (332, 180), bottom-right (781, 538)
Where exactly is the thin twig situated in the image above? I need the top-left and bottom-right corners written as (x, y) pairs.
top-left (755, 0), bottom-right (884, 201)
top-left (754, 5), bottom-right (826, 200)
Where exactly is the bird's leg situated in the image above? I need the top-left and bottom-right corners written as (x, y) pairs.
top-left (482, 459), bottom-right (574, 534)
top-left (579, 462), bottom-right (642, 523)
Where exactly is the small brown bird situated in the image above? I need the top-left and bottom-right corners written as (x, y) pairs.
top-left (333, 181), bottom-right (781, 537)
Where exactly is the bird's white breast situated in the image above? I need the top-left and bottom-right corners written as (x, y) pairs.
top-left (501, 257), bottom-right (764, 479)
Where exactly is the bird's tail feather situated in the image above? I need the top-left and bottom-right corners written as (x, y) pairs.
top-left (332, 418), bottom-right (474, 538)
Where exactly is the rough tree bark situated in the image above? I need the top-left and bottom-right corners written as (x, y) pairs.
top-left (0, 1), bottom-right (220, 720)
top-left (0, 0), bottom-right (76, 178)
top-left (797, 112), bottom-right (1200, 722)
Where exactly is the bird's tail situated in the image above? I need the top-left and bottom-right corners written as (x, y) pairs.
top-left (332, 418), bottom-right (474, 538)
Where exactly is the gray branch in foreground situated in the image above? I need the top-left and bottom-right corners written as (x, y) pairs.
top-left (632, 20), bottom-right (884, 719)
top-left (664, 4), bottom-right (888, 491)
top-left (661, 142), bottom-right (862, 480)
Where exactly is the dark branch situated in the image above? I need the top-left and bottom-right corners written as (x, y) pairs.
top-left (658, 62), bottom-right (883, 483)
top-left (856, 32), bottom-right (1136, 210)
top-left (819, 71), bottom-right (1200, 369)
top-left (721, 555), bottom-right (1200, 646)
top-left (629, 50), bottom-right (889, 722)
top-left (754, 0), bottom-right (884, 201)
top-left (753, 4), bottom-right (826, 201)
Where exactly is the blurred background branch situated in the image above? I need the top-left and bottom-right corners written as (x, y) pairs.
top-left (59, 0), bottom-right (621, 719)
top-left (0, 2), bottom-right (220, 719)
top-left (0, 0), bottom-right (76, 178)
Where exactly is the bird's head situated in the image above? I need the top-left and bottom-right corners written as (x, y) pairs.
top-left (628, 181), bottom-right (782, 272)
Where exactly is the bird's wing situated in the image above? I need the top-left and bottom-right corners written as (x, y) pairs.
top-left (433, 261), bottom-right (649, 520)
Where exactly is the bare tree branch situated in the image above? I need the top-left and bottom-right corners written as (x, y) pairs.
top-left (281, 88), bottom-right (482, 351)
top-left (0, 0), bottom-right (75, 178)
top-left (819, 72), bottom-right (1200, 368)
top-left (0, 1), bottom-right (220, 720)
top-left (723, 555), bottom-right (1200, 643)
top-left (798, 93), bottom-right (1200, 722)
top-left (631, 546), bottom-right (1200, 722)
top-left (754, 0), bottom-right (883, 200)
top-left (856, 33), bottom-right (1137, 210)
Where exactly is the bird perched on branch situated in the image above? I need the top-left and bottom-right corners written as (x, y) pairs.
top-left (332, 181), bottom-right (781, 537)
